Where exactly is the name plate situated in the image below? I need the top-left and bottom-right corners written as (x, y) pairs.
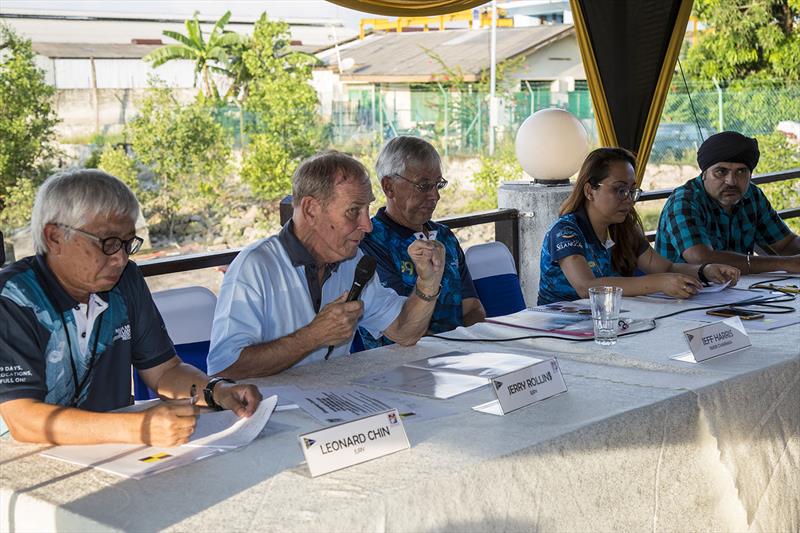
top-left (298, 409), bottom-right (410, 477)
top-left (680, 316), bottom-right (751, 362)
top-left (474, 358), bottom-right (567, 416)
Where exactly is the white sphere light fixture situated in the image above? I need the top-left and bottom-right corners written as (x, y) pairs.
top-left (515, 108), bottom-right (590, 184)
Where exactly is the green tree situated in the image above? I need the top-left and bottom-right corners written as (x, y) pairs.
top-left (424, 46), bottom-right (525, 152)
top-left (686, 0), bottom-right (800, 82)
top-left (126, 85), bottom-right (231, 241)
top-left (681, 0), bottom-right (800, 230)
top-left (755, 132), bottom-right (800, 233)
top-left (0, 23), bottom-right (59, 220)
top-left (98, 146), bottom-right (139, 193)
top-left (144, 11), bottom-right (242, 100)
top-left (240, 14), bottom-right (324, 201)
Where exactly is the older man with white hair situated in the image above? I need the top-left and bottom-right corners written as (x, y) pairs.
top-left (0, 169), bottom-right (261, 446)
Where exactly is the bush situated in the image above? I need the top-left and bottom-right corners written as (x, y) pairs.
top-left (124, 85), bottom-right (232, 242)
top-left (467, 141), bottom-right (523, 211)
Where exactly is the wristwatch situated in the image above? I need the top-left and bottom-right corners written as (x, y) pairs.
top-left (698, 263), bottom-right (710, 284)
top-left (204, 377), bottom-right (235, 410)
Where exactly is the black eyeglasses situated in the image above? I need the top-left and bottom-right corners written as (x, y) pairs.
top-left (593, 183), bottom-right (642, 202)
top-left (57, 224), bottom-right (144, 256)
top-left (391, 173), bottom-right (448, 193)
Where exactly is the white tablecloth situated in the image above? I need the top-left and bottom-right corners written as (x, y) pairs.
top-left (2, 275), bottom-right (798, 532)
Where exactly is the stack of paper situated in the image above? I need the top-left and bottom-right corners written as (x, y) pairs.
top-left (41, 395), bottom-right (277, 479)
top-left (354, 350), bottom-right (543, 399)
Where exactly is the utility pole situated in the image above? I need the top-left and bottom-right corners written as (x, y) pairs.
top-left (489, 0), bottom-right (498, 155)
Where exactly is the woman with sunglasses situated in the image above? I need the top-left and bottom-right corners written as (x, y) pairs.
top-left (537, 147), bottom-right (740, 305)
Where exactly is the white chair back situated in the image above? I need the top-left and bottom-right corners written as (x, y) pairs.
top-left (465, 241), bottom-right (517, 280)
top-left (152, 286), bottom-right (217, 344)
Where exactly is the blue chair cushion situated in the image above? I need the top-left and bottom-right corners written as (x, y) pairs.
top-left (133, 341), bottom-right (210, 401)
top-left (474, 274), bottom-right (526, 318)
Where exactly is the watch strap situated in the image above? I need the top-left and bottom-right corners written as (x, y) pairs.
top-left (204, 377), bottom-right (235, 410)
top-left (698, 263), bottom-right (710, 284)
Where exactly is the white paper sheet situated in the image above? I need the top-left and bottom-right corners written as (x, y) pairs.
top-left (404, 350), bottom-right (542, 378)
top-left (41, 396), bottom-right (277, 479)
top-left (641, 287), bottom-right (771, 305)
top-left (273, 385), bottom-right (457, 424)
top-left (354, 366), bottom-right (489, 399)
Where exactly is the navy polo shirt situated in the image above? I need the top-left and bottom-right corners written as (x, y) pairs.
top-left (0, 256), bottom-right (175, 432)
top-left (359, 207), bottom-right (477, 349)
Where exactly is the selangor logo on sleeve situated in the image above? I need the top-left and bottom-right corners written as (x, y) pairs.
top-left (113, 324), bottom-right (131, 342)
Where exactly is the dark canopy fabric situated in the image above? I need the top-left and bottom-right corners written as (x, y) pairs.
top-left (570, 0), bottom-right (693, 183)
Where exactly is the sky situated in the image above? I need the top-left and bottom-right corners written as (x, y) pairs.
top-left (0, 0), bottom-right (380, 28)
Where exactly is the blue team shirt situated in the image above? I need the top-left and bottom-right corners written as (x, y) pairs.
top-left (538, 207), bottom-right (649, 305)
top-left (359, 207), bottom-right (477, 349)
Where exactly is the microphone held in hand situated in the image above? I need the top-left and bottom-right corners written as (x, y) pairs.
top-left (325, 255), bottom-right (377, 359)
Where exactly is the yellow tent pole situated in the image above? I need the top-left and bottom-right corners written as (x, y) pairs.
top-left (635, 0), bottom-right (694, 185)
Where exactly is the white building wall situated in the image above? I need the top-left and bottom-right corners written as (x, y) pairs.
top-left (49, 58), bottom-right (196, 89)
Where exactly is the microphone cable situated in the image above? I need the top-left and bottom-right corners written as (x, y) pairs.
top-left (429, 285), bottom-right (796, 344)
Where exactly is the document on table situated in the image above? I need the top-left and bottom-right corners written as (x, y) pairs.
top-left (41, 395), bottom-right (277, 479)
top-left (405, 350), bottom-right (543, 378)
top-left (269, 385), bottom-right (457, 424)
top-left (486, 309), bottom-right (596, 338)
top-left (672, 309), bottom-right (800, 331)
top-left (648, 280), bottom-right (731, 299)
top-left (354, 365), bottom-right (490, 399)
top-left (642, 286), bottom-right (771, 305)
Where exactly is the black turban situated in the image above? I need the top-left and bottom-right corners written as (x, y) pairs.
top-left (697, 131), bottom-right (760, 172)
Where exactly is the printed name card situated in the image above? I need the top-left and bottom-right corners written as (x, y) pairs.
top-left (473, 358), bottom-right (567, 416)
top-left (677, 316), bottom-right (751, 363)
top-left (298, 409), bottom-right (410, 477)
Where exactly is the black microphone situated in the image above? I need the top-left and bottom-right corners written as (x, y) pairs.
top-left (325, 255), bottom-right (377, 359)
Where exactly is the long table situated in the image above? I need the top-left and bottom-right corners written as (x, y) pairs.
top-left (2, 274), bottom-right (799, 532)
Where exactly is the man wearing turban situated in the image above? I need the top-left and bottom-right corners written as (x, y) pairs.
top-left (655, 131), bottom-right (800, 274)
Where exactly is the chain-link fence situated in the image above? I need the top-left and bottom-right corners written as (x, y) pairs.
top-left (208, 81), bottom-right (798, 166)
top-left (327, 86), bottom-right (596, 157)
top-left (648, 81), bottom-right (800, 165)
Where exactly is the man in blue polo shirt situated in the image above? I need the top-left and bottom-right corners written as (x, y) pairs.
top-left (656, 131), bottom-right (800, 273)
top-left (0, 170), bottom-right (260, 445)
top-left (359, 136), bottom-right (485, 349)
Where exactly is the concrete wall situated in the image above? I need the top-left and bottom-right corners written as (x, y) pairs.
top-left (53, 88), bottom-right (198, 138)
top-left (498, 181), bottom-right (573, 305)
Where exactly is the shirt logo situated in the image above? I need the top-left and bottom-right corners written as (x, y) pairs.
top-left (556, 241), bottom-right (582, 251)
top-left (557, 230), bottom-right (577, 239)
top-left (113, 324), bottom-right (132, 342)
top-left (401, 261), bottom-right (415, 275)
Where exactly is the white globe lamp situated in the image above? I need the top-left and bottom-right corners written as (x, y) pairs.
top-left (515, 108), bottom-right (590, 185)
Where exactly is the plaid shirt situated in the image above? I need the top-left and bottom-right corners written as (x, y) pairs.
top-left (655, 175), bottom-right (791, 263)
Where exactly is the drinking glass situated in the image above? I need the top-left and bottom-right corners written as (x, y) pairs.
top-left (588, 286), bottom-right (623, 346)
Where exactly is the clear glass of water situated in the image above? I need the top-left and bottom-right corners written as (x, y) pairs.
top-left (588, 286), bottom-right (623, 346)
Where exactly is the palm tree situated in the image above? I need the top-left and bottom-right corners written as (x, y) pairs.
top-left (144, 11), bottom-right (242, 100)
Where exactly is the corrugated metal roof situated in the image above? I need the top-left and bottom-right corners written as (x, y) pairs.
top-left (32, 41), bottom-right (324, 59)
top-left (32, 42), bottom-right (160, 59)
top-left (319, 25), bottom-right (574, 82)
